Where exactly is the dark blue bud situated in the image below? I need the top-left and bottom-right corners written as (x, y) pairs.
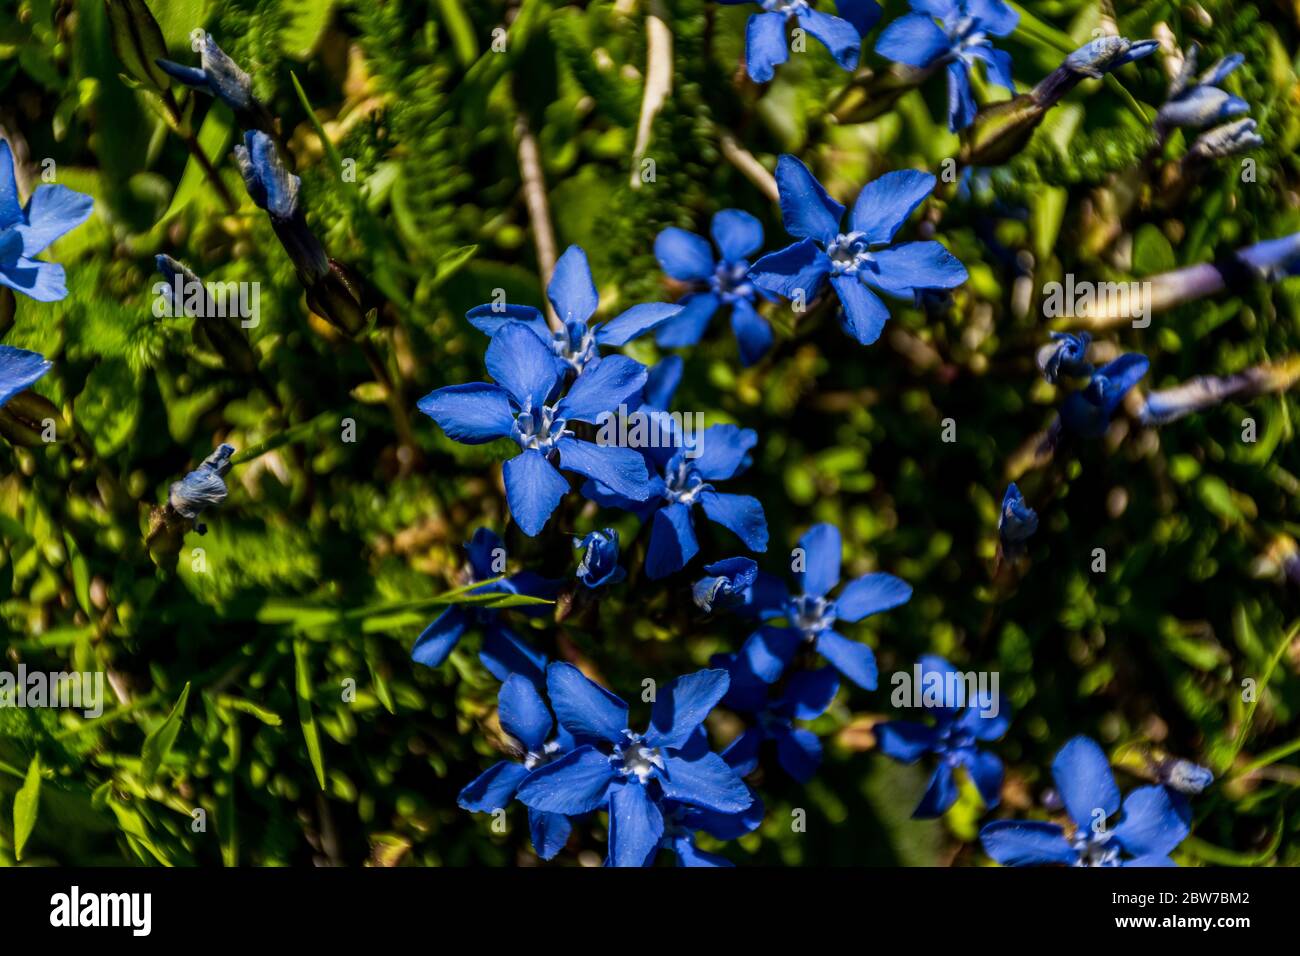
top-left (574, 529), bottom-right (625, 588)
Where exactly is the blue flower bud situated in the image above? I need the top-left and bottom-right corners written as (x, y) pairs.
top-left (1189, 117), bottom-right (1263, 160)
top-left (1158, 45), bottom-right (1251, 131)
top-left (1036, 331), bottom-right (1092, 384)
top-left (234, 131), bottom-right (300, 221)
top-left (574, 529), bottom-right (625, 588)
top-left (156, 35), bottom-right (253, 113)
top-left (998, 483), bottom-right (1037, 555)
top-left (1160, 758), bottom-right (1214, 795)
top-left (1064, 36), bottom-right (1158, 78)
top-left (692, 557), bottom-right (758, 612)
top-left (169, 443), bottom-right (235, 532)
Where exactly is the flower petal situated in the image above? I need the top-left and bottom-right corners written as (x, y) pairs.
top-left (1115, 786), bottom-right (1190, 859)
top-left (0, 141), bottom-right (22, 229)
top-left (875, 12), bottom-right (951, 68)
top-left (516, 744), bottom-right (617, 814)
top-left (0, 256), bottom-right (67, 302)
top-left (865, 241), bottom-right (968, 295)
top-left (874, 721), bottom-right (939, 763)
top-left (913, 761), bottom-right (959, 817)
top-left (646, 668), bottom-right (731, 750)
top-left (740, 625), bottom-right (804, 683)
top-left (729, 297), bottom-right (774, 367)
top-left (749, 238), bottom-right (833, 301)
top-left (711, 209), bottom-right (764, 263)
top-left (946, 59), bottom-right (978, 131)
top-left (480, 624), bottom-right (548, 684)
top-left (547, 245), bottom-right (599, 325)
top-left (979, 820), bottom-right (1076, 866)
top-left (556, 437), bottom-right (651, 501)
top-left (960, 748), bottom-right (1004, 808)
top-left (834, 0), bottom-right (883, 36)
top-left (654, 227), bottom-right (714, 281)
top-left (466, 303), bottom-right (554, 344)
top-left (645, 502), bottom-right (700, 579)
top-left (796, 523), bottom-right (841, 598)
top-left (486, 322), bottom-right (561, 410)
top-left (796, 9), bottom-right (861, 72)
top-left (815, 630), bottom-right (878, 690)
top-left (410, 607), bottom-right (468, 668)
top-left (458, 760), bottom-right (530, 813)
top-left (849, 169), bottom-right (938, 244)
top-left (653, 292), bottom-right (719, 348)
top-left (416, 382), bottom-right (515, 444)
top-left (1052, 735), bottom-right (1121, 832)
top-left (832, 274), bottom-right (891, 345)
top-left (528, 808), bottom-right (572, 861)
top-left (597, 302), bottom-right (682, 346)
top-left (557, 354), bottom-right (648, 422)
top-left (661, 752), bottom-right (753, 813)
top-left (781, 666), bottom-right (840, 720)
top-left (835, 572), bottom-right (912, 622)
top-left (17, 184), bottom-right (94, 256)
top-left (503, 449), bottom-right (570, 537)
top-left (967, 0), bottom-right (1018, 36)
top-left (745, 11), bottom-right (790, 83)
top-left (772, 724), bottom-right (822, 783)
top-left (546, 661), bottom-right (629, 742)
top-left (693, 424), bottom-right (757, 481)
top-left (498, 673), bottom-right (553, 752)
top-left (699, 491), bottom-right (769, 552)
top-left (607, 780), bottom-right (664, 867)
top-left (0, 345), bottom-right (52, 408)
top-left (643, 356), bottom-right (683, 410)
top-left (775, 154), bottom-right (845, 244)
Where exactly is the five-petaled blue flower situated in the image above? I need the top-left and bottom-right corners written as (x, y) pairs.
top-left (739, 523), bottom-right (912, 690)
top-left (750, 155), bottom-right (968, 346)
top-left (693, 557), bottom-right (759, 612)
top-left (722, 0), bottom-right (881, 84)
top-left (1060, 353), bottom-right (1149, 438)
top-left (0, 345), bottom-right (52, 409)
top-left (418, 323), bottom-right (656, 536)
top-left (980, 736), bottom-right (1190, 866)
top-left (998, 482), bottom-right (1037, 557)
top-left (875, 0), bottom-right (1019, 130)
top-left (716, 652), bottom-right (838, 782)
top-left (0, 141), bottom-right (93, 302)
top-left (411, 528), bottom-right (557, 683)
top-left (584, 423), bottom-right (769, 580)
top-left (467, 245), bottom-right (680, 376)
top-left (875, 655), bottom-right (1008, 816)
top-left (1158, 46), bottom-right (1249, 132)
top-left (1037, 331), bottom-right (1092, 384)
top-left (654, 209), bottom-right (775, 366)
top-left (574, 528), bottom-right (625, 588)
top-left (515, 662), bottom-right (752, 867)
top-left (458, 674), bottom-right (576, 860)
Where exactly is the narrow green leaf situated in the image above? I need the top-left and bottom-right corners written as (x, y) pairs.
top-left (294, 639), bottom-right (327, 790)
top-left (61, 530), bottom-right (92, 616)
top-left (13, 755), bottom-right (42, 861)
top-left (140, 682), bottom-right (191, 780)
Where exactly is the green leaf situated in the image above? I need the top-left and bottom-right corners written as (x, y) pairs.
top-left (282, 0), bottom-right (337, 60)
top-left (161, 102), bottom-right (235, 222)
top-left (431, 245), bottom-right (479, 292)
top-left (294, 639), bottom-right (327, 790)
top-left (13, 755), bottom-right (42, 862)
top-left (61, 531), bottom-right (92, 616)
top-left (105, 0), bottom-right (172, 91)
top-left (73, 358), bottom-right (141, 458)
top-left (1132, 224), bottom-right (1176, 277)
top-left (434, 0), bottom-right (479, 67)
top-left (140, 682), bottom-right (191, 780)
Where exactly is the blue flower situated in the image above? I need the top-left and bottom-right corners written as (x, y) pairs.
top-left (749, 155), bottom-right (967, 346)
top-left (418, 323), bottom-right (655, 536)
top-left (584, 423), bottom-right (769, 579)
top-left (168, 443), bottom-right (235, 534)
top-left (1157, 46), bottom-right (1249, 132)
top-left (998, 482), bottom-right (1037, 556)
top-left (458, 674), bottom-right (576, 860)
top-left (725, 0), bottom-right (881, 84)
top-left (980, 736), bottom-right (1190, 866)
top-left (693, 557), bottom-right (759, 612)
top-left (715, 652), bottom-right (838, 782)
top-left (156, 34), bottom-right (253, 112)
top-left (574, 528), bottom-right (625, 588)
top-left (515, 662), bottom-right (752, 867)
top-left (1062, 36), bottom-right (1159, 78)
top-left (875, 655), bottom-right (1008, 817)
top-left (875, 0), bottom-right (1019, 130)
top-left (233, 131), bottom-right (329, 282)
top-left (659, 728), bottom-right (765, 866)
top-left (1037, 331), bottom-right (1092, 384)
top-left (467, 245), bottom-right (680, 376)
top-left (0, 141), bottom-right (93, 302)
top-left (411, 528), bottom-right (558, 683)
top-left (654, 209), bottom-right (775, 366)
top-left (0, 345), bottom-right (51, 408)
top-left (1060, 353), bottom-right (1150, 437)
top-left (739, 523), bottom-right (912, 690)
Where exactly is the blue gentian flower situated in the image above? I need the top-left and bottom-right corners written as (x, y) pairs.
top-left (233, 131), bottom-right (329, 282)
top-left (875, 655), bottom-right (1008, 817)
top-left (467, 245), bottom-right (680, 376)
top-left (722, 0), bottom-right (881, 84)
top-left (0, 345), bottom-right (51, 408)
top-left (749, 155), bottom-right (967, 346)
top-left (584, 424), bottom-right (769, 579)
top-left (1062, 36), bottom-right (1159, 78)
top-left (739, 523), bottom-right (912, 690)
top-left (418, 323), bottom-right (655, 536)
top-left (998, 482), bottom-right (1037, 556)
top-left (156, 35), bottom-right (253, 113)
top-left (1060, 353), bottom-right (1150, 437)
top-left (654, 209), bottom-right (775, 366)
top-left (0, 141), bottom-right (93, 302)
top-left (411, 528), bottom-right (558, 683)
top-left (693, 557), bottom-right (759, 612)
top-left (1037, 331), bottom-right (1092, 384)
top-left (458, 674), bottom-right (576, 860)
top-left (1157, 46), bottom-right (1249, 132)
top-left (169, 443), bottom-right (235, 533)
top-left (515, 662), bottom-right (752, 867)
top-left (716, 652), bottom-right (838, 782)
top-left (574, 528), bottom-right (625, 588)
top-left (980, 736), bottom-right (1191, 866)
top-left (875, 0), bottom-right (1019, 130)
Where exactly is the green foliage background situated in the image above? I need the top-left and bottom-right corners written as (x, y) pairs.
top-left (1, 0), bottom-right (1298, 866)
